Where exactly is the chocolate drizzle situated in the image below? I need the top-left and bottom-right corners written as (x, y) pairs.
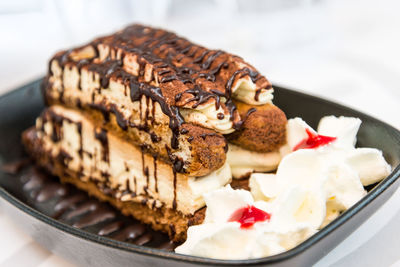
top-left (16, 166), bottom-right (178, 251)
top-left (236, 107), bottom-right (257, 129)
top-left (49, 112), bottom-right (64, 142)
top-left (42, 109), bottom-right (85, 166)
top-left (165, 145), bottom-right (184, 173)
top-left (94, 128), bottom-right (109, 163)
top-left (141, 145), bottom-right (150, 194)
top-left (226, 67), bottom-right (262, 97)
top-left (112, 224), bottom-right (146, 241)
top-left (51, 56), bottom-right (185, 151)
top-left (217, 113), bottom-right (225, 120)
top-left (199, 132), bottom-right (219, 140)
top-left (77, 122), bottom-right (83, 159)
top-left (121, 179), bottom-right (131, 196)
top-left (98, 221), bottom-right (124, 236)
top-left (153, 155), bottom-right (158, 193)
top-left (88, 103), bottom-right (110, 123)
top-left (47, 24), bottom-right (272, 153)
top-left (56, 149), bottom-right (72, 168)
top-left (129, 77), bottom-right (184, 149)
top-left (176, 85), bottom-right (224, 110)
top-left (172, 170), bottom-right (177, 210)
top-left (111, 104), bottom-right (129, 131)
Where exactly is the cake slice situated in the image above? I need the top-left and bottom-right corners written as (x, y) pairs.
top-left (43, 24), bottom-right (287, 178)
top-left (44, 59), bottom-right (228, 176)
top-left (45, 24), bottom-right (275, 133)
top-left (24, 24), bottom-right (289, 241)
top-left (22, 105), bottom-right (231, 241)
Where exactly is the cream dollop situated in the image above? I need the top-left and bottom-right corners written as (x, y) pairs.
top-left (253, 116), bottom-right (391, 227)
top-left (232, 77), bottom-right (274, 105)
top-left (179, 78), bottom-right (274, 134)
top-left (175, 185), bottom-right (314, 259)
top-left (180, 104), bottom-right (235, 134)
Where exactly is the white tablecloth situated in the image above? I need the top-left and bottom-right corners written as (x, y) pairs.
top-left (1, 0), bottom-right (399, 266)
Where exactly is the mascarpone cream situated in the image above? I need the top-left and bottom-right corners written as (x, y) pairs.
top-left (227, 144), bottom-right (281, 178)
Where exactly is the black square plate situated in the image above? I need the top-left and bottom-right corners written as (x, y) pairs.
top-left (1, 78), bottom-right (399, 266)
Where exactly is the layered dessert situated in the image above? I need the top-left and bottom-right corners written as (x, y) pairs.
top-left (22, 24), bottom-right (287, 241)
top-left (22, 24), bottom-right (391, 259)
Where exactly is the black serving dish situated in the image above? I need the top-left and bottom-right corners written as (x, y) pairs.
top-left (0, 78), bottom-right (399, 266)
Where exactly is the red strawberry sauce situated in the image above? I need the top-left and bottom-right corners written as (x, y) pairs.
top-left (228, 205), bottom-right (271, 229)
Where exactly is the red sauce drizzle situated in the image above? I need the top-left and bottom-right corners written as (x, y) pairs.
top-left (228, 205), bottom-right (271, 229)
top-left (293, 128), bottom-right (337, 151)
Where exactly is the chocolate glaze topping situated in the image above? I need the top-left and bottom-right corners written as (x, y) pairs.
top-left (51, 56), bottom-right (185, 150)
top-left (47, 24), bottom-right (273, 152)
top-left (129, 76), bottom-right (184, 149)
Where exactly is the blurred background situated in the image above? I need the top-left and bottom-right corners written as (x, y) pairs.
top-left (0, 0), bottom-right (399, 129)
top-left (0, 0), bottom-right (400, 266)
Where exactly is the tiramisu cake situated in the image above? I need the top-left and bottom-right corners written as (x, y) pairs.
top-left (22, 24), bottom-right (287, 242)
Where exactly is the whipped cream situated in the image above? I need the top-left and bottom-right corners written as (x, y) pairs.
top-left (180, 104), bottom-right (235, 134)
top-left (176, 116), bottom-right (391, 259)
top-left (256, 116), bottom-right (391, 227)
top-left (231, 76), bottom-right (274, 105)
top-left (180, 82), bottom-right (273, 134)
top-left (175, 185), bottom-right (314, 259)
top-left (181, 75), bottom-right (274, 134)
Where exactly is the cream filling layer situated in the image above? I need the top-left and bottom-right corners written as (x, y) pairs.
top-left (231, 75), bottom-right (274, 105)
top-left (226, 144), bottom-right (281, 178)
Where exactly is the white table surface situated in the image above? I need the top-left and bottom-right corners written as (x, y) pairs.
top-left (1, 0), bottom-right (400, 266)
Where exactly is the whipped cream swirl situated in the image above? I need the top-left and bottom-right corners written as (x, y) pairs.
top-left (176, 116), bottom-right (391, 259)
top-left (175, 185), bottom-right (315, 259)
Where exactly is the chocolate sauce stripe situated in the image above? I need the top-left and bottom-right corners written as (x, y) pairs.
top-left (52, 57), bottom-right (185, 151)
top-left (108, 26), bottom-right (266, 110)
top-left (14, 164), bottom-right (177, 251)
top-left (94, 128), bottom-right (109, 163)
top-left (172, 170), bottom-right (177, 210)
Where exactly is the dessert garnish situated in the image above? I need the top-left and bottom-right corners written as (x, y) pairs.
top-left (293, 128), bottom-right (336, 151)
top-left (177, 116), bottom-right (391, 259)
top-left (228, 205), bottom-right (271, 228)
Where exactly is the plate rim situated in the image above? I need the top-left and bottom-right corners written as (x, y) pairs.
top-left (1, 78), bottom-right (400, 265)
